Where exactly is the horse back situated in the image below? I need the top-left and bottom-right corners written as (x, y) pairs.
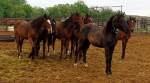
top-left (14, 20), bottom-right (31, 39)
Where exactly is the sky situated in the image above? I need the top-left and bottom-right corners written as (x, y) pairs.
top-left (26, 0), bottom-right (150, 16)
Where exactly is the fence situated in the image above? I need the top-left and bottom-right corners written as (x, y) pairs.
top-left (135, 19), bottom-right (150, 33)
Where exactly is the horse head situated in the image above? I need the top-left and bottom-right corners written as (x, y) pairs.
top-left (70, 12), bottom-right (84, 28)
top-left (42, 14), bottom-right (53, 34)
top-left (127, 16), bottom-right (136, 32)
top-left (111, 12), bottom-right (130, 34)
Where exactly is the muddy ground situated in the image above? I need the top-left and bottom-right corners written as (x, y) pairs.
top-left (0, 32), bottom-right (150, 83)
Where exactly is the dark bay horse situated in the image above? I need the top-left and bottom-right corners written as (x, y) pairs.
top-left (14, 14), bottom-right (52, 59)
top-left (34, 18), bottom-right (56, 58)
top-left (74, 13), bottom-right (130, 75)
top-left (32, 18), bottom-right (56, 59)
top-left (117, 16), bottom-right (136, 59)
top-left (47, 13), bottom-right (84, 59)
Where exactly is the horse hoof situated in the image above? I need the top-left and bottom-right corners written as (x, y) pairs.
top-left (84, 63), bottom-right (88, 67)
top-left (74, 63), bottom-right (78, 66)
top-left (106, 71), bottom-right (112, 75)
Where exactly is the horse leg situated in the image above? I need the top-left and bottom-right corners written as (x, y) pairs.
top-left (47, 34), bottom-right (52, 56)
top-left (105, 45), bottom-right (115, 75)
top-left (42, 39), bottom-right (46, 59)
top-left (121, 39), bottom-right (128, 59)
top-left (15, 36), bottom-right (21, 59)
top-left (47, 42), bottom-right (50, 56)
top-left (36, 43), bottom-right (40, 57)
top-left (28, 38), bottom-right (34, 58)
top-left (64, 39), bottom-right (69, 59)
top-left (31, 40), bottom-right (37, 59)
top-left (74, 40), bottom-right (83, 66)
top-left (19, 39), bottom-right (24, 59)
top-left (52, 35), bottom-right (56, 54)
top-left (82, 41), bottom-right (90, 67)
top-left (70, 39), bottom-right (75, 58)
top-left (74, 46), bottom-right (79, 66)
top-left (60, 38), bottom-right (65, 60)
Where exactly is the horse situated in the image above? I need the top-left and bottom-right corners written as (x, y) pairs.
top-left (14, 14), bottom-right (52, 59)
top-left (47, 13), bottom-right (84, 59)
top-left (31, 18), bottom-right (56, 59)
top-left (69, 13), bottom-right (94, 58)
top-left (74, 13), bottom-right (130, 75)
top-left (117, 16), bottom-right (136, 59)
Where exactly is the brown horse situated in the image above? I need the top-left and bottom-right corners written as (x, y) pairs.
top-left (74, 13), bottom-right (130, 75)
top-left (47, 13), bottom-right (84, 59)
top-left (14, 14), bottom-right (52, 59)
top-left (117, 16), bottom-right (136, 59)
top-left (69, 13), bottom-right (94, 58)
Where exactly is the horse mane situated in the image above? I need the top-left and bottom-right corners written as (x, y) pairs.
top-left (31, 16), bottom-right (45, 29)
top-left (62, 12), bottom-right (81, 27)
top-left (105, 15), bottom-right (116, 33)
top-left (105, 13), bottom-right (125, 33)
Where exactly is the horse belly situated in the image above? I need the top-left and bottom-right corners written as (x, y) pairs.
top-left (88, 32), bottom-right (104, 48)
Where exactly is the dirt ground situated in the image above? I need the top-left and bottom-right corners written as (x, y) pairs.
top-left (0, 32), bottom-right (150, 83)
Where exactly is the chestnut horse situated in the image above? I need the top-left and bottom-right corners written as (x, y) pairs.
top-left (117, 16), bottom-right (136, 59)
top-left (14, 14), bottom-right (52, 59)
top-left (74, 13), bottom-right (130, 75)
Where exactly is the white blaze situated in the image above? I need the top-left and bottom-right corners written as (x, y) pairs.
top-left (47, 19), bottom-right (52, 33)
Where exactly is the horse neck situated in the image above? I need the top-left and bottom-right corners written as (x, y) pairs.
top-left (104, 19), bottom-right (115, 35)
top-left (31, 18), bottom-right (44, 31)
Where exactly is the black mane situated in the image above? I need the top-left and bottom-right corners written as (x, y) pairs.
top-left (31, 16), bottom-right (46, 29)
top-left (105, 13), bottom-right (125, 33)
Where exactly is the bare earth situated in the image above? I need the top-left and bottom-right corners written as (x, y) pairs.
top-left (0, 32), bottom-right (150, 83)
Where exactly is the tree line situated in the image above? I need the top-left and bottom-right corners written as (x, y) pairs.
top-left (0, 0), bottom-right (117, 21)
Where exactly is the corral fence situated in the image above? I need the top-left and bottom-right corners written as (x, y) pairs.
top-left (135, 18), bottom-right (150, 33)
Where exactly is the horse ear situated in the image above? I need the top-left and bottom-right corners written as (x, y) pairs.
top-left (44, 14), bottom-right (47, 19)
